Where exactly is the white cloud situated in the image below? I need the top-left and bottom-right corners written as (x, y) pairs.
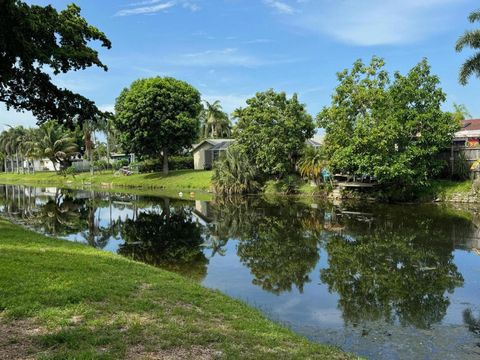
top-left (115, 0), bottom-right (200, 16)
top-left (166, 48), bottom-right (303, 68)
top-left (115, 1), bottom-right (175, 16)
top-left (263, 0), bottom-right (466, 46)
top-left (263, 0), bottom-right (295, 15)
top-left (177, 48), bottom-right (261, 67)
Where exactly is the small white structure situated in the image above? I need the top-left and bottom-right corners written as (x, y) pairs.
top-left (192, 139), bottom-right (235, 170)
top-left (31, 158), bottom-right (58, 171)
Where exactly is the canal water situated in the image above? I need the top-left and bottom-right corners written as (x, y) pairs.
top-left (0, 184), bottom-right (479, 359)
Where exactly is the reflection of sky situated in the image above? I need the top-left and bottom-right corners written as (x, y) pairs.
top-left (203, 242), bottom-right (480, 360)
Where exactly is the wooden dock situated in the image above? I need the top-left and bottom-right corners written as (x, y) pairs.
top-left (337, 182), bottom-right (377, 188)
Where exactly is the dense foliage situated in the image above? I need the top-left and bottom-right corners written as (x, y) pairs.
top-left (114, 77), bottom-right (202, 174)
top-left (456, 9), bottom-right (480, 85)
top-left (233, 90), bottom-right (315, 178)
top-left (212, 145), bottom-right (259, 195)
top-left (0, 1), bottom-right (111, 126)
top-left (318, 57), bottom-right (458, 191)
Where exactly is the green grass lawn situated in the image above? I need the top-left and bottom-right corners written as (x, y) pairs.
top-left (0, 169), bottom-right (213, 192)
top-left (0, 219), bottom-right (355, 359)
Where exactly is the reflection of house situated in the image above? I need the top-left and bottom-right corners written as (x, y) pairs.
top-left (192, 139), bottom-right (235, 170)
top-left (193, 200), bottom-right (213, 225)
top-left (192, 138), bottom-right (323, 170)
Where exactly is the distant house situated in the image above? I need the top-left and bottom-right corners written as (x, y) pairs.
top-left (454, 119), bottom-right (480, 147)
top-left (191, 138), bottom-right (323, 170)
top-left (192, 139), bottom-right (235, 170)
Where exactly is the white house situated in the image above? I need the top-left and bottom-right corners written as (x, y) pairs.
top-left (192, 139), bottom-right (235, 170)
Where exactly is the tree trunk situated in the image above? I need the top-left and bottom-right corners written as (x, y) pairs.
top-left (89, 147), bottom-right (94, 176)
top-left (3, 158), bottom-right (7, 173)
top-left (15, 153), bottom-right (19, 174)
top-left (10, 157), bottom-right (14, 173)
top-left (162, 148), bottom-right (169, 175)
top-left (106, 134), bottom-right (111, 171)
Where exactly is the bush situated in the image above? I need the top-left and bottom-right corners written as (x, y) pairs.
top-left (134, 155), bottom-right (194, 173)
top-left (212, 146), bottom-right (259, 195)
top-left (59, 166), bottom-right (76, 178)
top-left (263, 175), bottom-right (301, 195)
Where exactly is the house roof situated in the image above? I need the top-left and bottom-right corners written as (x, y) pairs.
top-left (460, 119), bottom-right (480, 131)
top-left (210, 141), bottom-right (233, 151)
top-left (455, 119), bottom-right (480, 138)
top-left (191, 139), bottom-right (235, 153)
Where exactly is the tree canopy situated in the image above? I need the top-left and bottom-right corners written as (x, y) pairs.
top-left (456, 9), bottom-right (480, 85)
top-left (233, 90), bottom-right (314, 178)
top-left (0, 1), bottom-right (111, 126)
top-left (113, 77), bottom-right (202, 174)
top-left (318, 57), bottom-right (458, 192)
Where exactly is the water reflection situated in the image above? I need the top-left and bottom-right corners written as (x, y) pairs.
top-left (1, 184), bottom-right (479, 359)
top-left (119, 206), bottom-right (208, 281)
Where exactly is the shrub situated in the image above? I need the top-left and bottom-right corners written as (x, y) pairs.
top-left (263, 175), bottom-right (301, 195)
top-left (134, 155), bottom-right (194, 173)
top-left (212, 146), bottom-right (259, 195)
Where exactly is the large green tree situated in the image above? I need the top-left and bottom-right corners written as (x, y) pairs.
top-left (0, 1), bottom-right (111, 126)
top-left (318, 58), bottom-right (457, 192)
top-left (233, 90), bottom-right (314, 177)
top-left (114, 77), bottom-right (202, 175)
top-left (456, 9), bottom-right (480, 85)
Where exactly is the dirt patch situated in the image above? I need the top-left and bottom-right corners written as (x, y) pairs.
top-left (0, 318), bottom-right (45, 360)
top-left (126, 344), bottom-right (223, 360)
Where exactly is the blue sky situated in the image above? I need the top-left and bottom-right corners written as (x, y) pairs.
top-left (2, 0), bottom-right (480, 130)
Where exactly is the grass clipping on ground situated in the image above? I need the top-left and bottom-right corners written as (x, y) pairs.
top-left (0, 219), bottom-right (354, 359)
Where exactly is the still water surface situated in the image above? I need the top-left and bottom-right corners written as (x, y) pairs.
top-left (0, 184), bottom-right (479, 359)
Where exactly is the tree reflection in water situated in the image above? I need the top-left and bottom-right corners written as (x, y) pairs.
top-left (320, 205), bottom-right (469, 329)
top-left (119, 203), bottom-right (208, 281)
top-left (207, 197), bottom-right (324, 294)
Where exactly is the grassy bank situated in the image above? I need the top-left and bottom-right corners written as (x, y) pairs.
top-left (0, 170), bottom-right (213, 192)
top-left (420, 180), bottom-right (475, 202)
top-left (0, 219), bottom-right (354, 359)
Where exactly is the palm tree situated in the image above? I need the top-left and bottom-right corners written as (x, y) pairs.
top-left (21, 128), bottom-right (40, 173)
top-left (452, 103), bottom-right (472, 122)
top-left (202, 100), bottom-right (231, 139)
top-left (35, 121), bottom-right (78, 171)
top-left (456, 9), bottom-right (480, 85)
top-left (212, 146), bottom-right (259, 195)
top-left (297, 147), bottom-right (328, 185)
top-left (0, 130), bottom-right (10, 172)
top-left (0, 126), bottom-right (25, 173)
